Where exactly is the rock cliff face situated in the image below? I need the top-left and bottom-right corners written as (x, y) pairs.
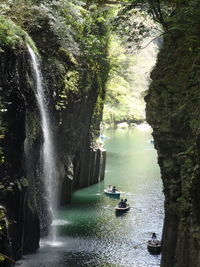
top-left (145, 1), bottom-right (200, 266)
top-left (0, 46), bottom-right (41, 261)
top-left (0, 2), bottom-right (109, 264)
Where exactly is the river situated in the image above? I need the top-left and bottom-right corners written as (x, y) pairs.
top-left (17, 125), bottom-right (164, 267)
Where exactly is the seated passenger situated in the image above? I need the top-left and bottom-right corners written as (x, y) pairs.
top-left (118, 199), bottom-right (124, 208)
top-left (152, 232), bottom-right (157, 241)
top-left (112, 186), bottom-right (117, 192)
top-left (123, 199), bottom-right (127, 207)
top-left (108, 185), bottom-right (112, 192)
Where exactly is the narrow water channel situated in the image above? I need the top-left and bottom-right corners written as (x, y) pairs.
top-left (17, 126), bottom-right (164, 267)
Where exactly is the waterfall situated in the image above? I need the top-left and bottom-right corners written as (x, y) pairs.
top-left (27, 45), bottom-right (58, 243)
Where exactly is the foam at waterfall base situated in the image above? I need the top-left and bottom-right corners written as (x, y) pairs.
top-left (51, 219), bottom-right (70, 226)
top-left (40, 238), bottom-right (64, 247)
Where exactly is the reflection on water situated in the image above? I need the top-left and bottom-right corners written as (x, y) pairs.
top-left (17, 127), bottom-right (164, 267)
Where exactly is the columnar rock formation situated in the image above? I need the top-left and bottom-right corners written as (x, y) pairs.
top-left (2, 1), bottom-right (200, 266)
top-left (0, 2), bottom-right (108, 264)
top-left (145, 1), bottom-right (200, 266)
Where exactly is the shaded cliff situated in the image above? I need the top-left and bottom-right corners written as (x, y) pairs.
top-left (145, 0), bottom-right (200, 266)
top-left (0, 1), bottom-right (109, 264)
top-left (0, 39), bottom-right (41, 263)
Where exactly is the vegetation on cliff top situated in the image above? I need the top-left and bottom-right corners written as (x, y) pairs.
top-left (103, 35), bottom-right (146, 125)
top-left (0, 0), bottom-right (111, 173)
top-left (0, 15), bottom-right (36, 51)
top-left (1, 0), bottom-right (200, 265)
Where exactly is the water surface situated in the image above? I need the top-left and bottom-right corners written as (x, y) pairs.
top-left (18, 126), bottom-right (163, 267)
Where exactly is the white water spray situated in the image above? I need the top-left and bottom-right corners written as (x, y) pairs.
top-left (27, 45), bottom-right (58, 243)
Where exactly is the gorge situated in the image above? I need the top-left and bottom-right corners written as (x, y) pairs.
top-left (0, 1), bottom-right (200, 267)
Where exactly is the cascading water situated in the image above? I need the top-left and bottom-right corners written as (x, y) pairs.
top-left (27, 45), bottom-right (58, 244)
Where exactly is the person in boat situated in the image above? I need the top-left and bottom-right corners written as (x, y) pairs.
top-left (152, 232), bottom-right (157, 241)
top-left (112, 186), bottom-right (117, 192)
top-left (108, 185), bottom-right (112, 192)
top-left (118, 199), bottom-right (124, 208)
top-left (123, 199), bottom-right (127, 207)
top-left (118, 199), bottom-right (128, 208)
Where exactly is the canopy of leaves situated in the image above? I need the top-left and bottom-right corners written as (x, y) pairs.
top-left (103, 31), bottom-right (159, 126)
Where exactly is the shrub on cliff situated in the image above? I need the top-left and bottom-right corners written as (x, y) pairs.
top-left (0, 16), bottom-right (36, 51)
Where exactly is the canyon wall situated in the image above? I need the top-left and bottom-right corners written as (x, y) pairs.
top-left (0, 2), bottom-right (109, 264)
top-left (145, 1), bottom-right (200, 266)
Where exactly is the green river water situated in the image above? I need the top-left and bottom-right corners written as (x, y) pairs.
top-left (18, 126), bottom-right (164, 267)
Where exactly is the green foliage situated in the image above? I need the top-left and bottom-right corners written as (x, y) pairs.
top-left (64, 71), bottom-right (80, 94)
top-left (0, 0), bottom-right (109, 141)
top-left (0, 1), bottom-right (10, 16)
top-left (25, 0), bottom-right (109, 114)
top-left (57, 70), bottom-right (80, 109)
top-left (0, 15), bottom-right (36, 50)
top-left (0, 254), bottom-right (5, 262)
top-left (90, 94), bottom-right (104, 138)
top-left (0, 16), bottom-right (23, 48)
top-left (79, 4), bottom-right (110, 83)
top-left (0, 0), bottom-right (110, 102)
top-left (103, 35), bottom-right (147, 125)
top-left (167, 0), bottom-right (200, 43)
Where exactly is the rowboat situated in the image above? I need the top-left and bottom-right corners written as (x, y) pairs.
top-left (147, 240), bottom-right (161, 254)
top-left (104, 189), bottom-right (120, 197)
top-left (115, 204), bottom-right (130, 212)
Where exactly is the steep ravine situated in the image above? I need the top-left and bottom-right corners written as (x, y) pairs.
top-left (145, 1), bottom-right (200, 266)
top-left (3, 1), bottom-right (200, 266)
top-left (0, 3), bottom-right (109, 265)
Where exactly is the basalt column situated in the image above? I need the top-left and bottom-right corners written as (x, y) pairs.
top-left (145, 1), bottom-right (200, 266)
